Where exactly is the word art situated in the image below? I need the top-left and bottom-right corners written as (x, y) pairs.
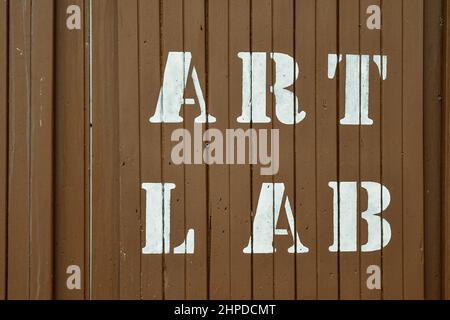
top-left (150, 52), bottom-right (388, 126)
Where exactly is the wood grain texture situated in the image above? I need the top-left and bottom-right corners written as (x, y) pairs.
top-left (423, 0), bottom-right (443, 300)
top-left (0, 0), bottom-right (437, 301)
top-left (54, 0), bottom-right (87, 300)
top-left (160, 0), bottom-right (186, 300)
top-left (443, 0), bottom-right (450, 300)
top-left (229, 0), bottom-right (252, 300)
top-left (273, 0), bottom-right (296, 300)
top-left (139, 0), bottom-right (163, 300)
top-left (91, 0), bottom-right (120, 299)
top-left (84, 0), bottom-right (91, 298)
top-left (338, 0), bottom-right (361, 300)
top-left (295, 0), bottom-right (317, 300)
top-left (251, 0), bottom-right (274, 300)
top-left (30, 0), bottom-right (55, 300)
top-left (381, 0), bottom-right (404, 300)
top-left (208, 0), bottom-right (231, 300)
top-left (117, 0), bottom-right (141, 300)
top-left (0, 0), bottom-right (8, 300)
top-left (184, 0), bottom-right (208, 300)
top-left (8, 0), bottom-right (31, 299)
top-left (360, 0), bottom-right (382, 300)
top-left (402, 0), bottom-right (425, 300)
top-left (316, 0), bottom-right (339, 300)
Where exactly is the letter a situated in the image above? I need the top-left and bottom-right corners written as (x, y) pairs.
top-left (366, 5), bottom-right (381, 30)
top-left (66, 5), bottom-right (81, 30)
top-left (150, 52), bottom-right (216, 124)
top-left (366, 265), bottom-right (381, 290)
top-left (243, 183), bottom-right (309, 254)
top-left (66, 265), bottom-right (81, 290)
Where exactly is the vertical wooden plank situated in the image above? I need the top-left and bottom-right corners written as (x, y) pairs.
top-left (251, 0), bottom-right (274, 300)
top-left (84, 0), bottom-right (91, 299)
top-left (54, 0), bottom-right (87, 300)
top-left (208, 0), bottom-right (230, 300)
top-left (29, 0), bottom-right (55, 300)
top-left (359, 0), bottom-right (382, 300)
top-left (91, 0), bottom-right (120, 299)
top-left (295, 0), bottom-right (317, 300)
top-left (316, 0), bottom-right (339, 299)
top-left (338, 0), bottom-right (360, 300)
top-left (403, 0), bottom-right (424, 300)
top-left (0, 0), bottom-right (7, 300)
top-left (8, 0), bottom-right (31, 300)
top-left (117, 0), bottom-right (141, 300)
top-left (161, 0), bottom-right (185, 300)
top-left (272, 0), bottom-right (296, 300)
top-left (423, 0), bottom-right (443, 300)
top-left (139, 0), bottom-right (163, 300)
top-left (184, 0), bottom-right (208, 300)
top-left (381, 0), bottom-right (404, 300)
top-left (444, 0), bottom-right (450, 300)
top-left (229, 0), bottom-right (252, 300)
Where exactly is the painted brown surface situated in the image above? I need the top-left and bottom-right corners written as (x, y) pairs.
top-left (380, 0), bottom-right (403, 299)
top-left (251, 0), bottom-right (274, 300)
top-left (338, 0), bottom-right (361, 300)
top-left (295, 0), bottom-right (317, 300)
top-left (424, 0), bottom-right (443, 300)
top-left (91, 0), bottom-right (120, 300)
top-left (273, 0), bottom-right (296, 300)
top-left (228, 0), bottom-right (252, 300)
top-left (360, 0), bottom-right (381, 301)
top-left (29, 0), bottom-right (55, 300)
top-left (54, 0), bottom-right (87, 300)
top-left (117, 0), bottom-right (141, 299)
top-left (0, 0), bottom-right (446, 300)
top-left (316, 0), bottom-right (339, 299)
top-left (8, 0), bottom-right (32, 299)
top-left (444, 0), bottom-right (450, 300)
top-left (87, 0), bottom-right (427, 300)
top-left (403, 0), bottom-right (424, 299)
top-left (0, 0), bottom-right (7, 300)
top-left (0, 0), bottom-right (7, 301)
top-left (139, 0), bottom-right (163, 300)
top-left (161, 0), bottom-right (185, 300)
top-left (4, 0), bottom-right (55, 300)
top-left (208, 0), bottom-right (231, 300)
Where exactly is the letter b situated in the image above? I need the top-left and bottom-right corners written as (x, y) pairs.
top-left (329, 181), bottom-right (392, 252)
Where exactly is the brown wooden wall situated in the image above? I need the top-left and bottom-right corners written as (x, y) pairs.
top-left (0, 0), bottom-right (449, 300)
